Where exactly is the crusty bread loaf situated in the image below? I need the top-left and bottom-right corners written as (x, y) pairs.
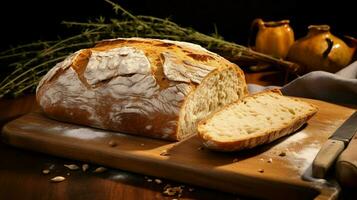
top-left (197, 89), bottom-right (318, 151)
top-left (36, 38), bottom-right (247, 141)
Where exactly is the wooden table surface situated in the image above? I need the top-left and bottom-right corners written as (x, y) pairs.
top-left (0, 71), bottom-right (354, 200)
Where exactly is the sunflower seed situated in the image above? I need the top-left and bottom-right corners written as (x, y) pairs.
top-left (42, 169), bottom-right (50, 174)
top-left (51, 176), bottom-right (66, 182)
top-left (82, 164), bottom-right (89, 172)
top-left (93, 167), bottom-right (107, 173)
top-left (64, 164), bottom-right (79, 170)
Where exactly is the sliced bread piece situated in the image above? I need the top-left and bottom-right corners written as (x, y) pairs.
top-left (197, 89), bottom-right (318, 151)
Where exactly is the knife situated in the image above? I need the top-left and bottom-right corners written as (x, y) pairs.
top-left (312, 111), bottom-right (357, 178)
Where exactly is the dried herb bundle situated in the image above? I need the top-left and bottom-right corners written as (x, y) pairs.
top-left (0, 0), bottom-right (298, 98)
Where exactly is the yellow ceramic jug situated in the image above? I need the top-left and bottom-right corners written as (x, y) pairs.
top-left (287, 25), bottom-right (357, 73)
top-left (249, 18), bottom-right (295, 59)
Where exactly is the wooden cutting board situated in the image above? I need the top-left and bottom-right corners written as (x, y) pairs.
top-left (1, 98), bottom-right (354, 200)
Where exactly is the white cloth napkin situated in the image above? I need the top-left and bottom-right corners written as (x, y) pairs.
top-left (248, 61), bottom-right (357, 105)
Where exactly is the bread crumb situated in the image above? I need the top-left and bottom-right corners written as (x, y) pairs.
top-left (108, 140), bottom-right (117, 147)
top-left (163, 185), bottom-right (183, 196)
top-left (279, 152), bottom-right (286, 157)
top-left (82, 164), bottom-right (89, 172)
top-left (160, 150), bottom-right (170, 156)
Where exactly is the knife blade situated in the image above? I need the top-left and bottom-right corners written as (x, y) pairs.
top-left (312, 111), bottom-right (357, 178)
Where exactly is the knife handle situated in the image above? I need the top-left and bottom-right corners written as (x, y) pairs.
top-left (312, 139), bottom-right (345, 178)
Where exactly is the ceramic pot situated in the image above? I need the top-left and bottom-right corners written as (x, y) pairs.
top-left (249, 18), bottom-right (295, 59)
top-left (287, 25), bottom-right (357, 73)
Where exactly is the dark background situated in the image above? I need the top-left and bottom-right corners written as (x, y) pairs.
top-left (0, 0), bottom-right (356, 51)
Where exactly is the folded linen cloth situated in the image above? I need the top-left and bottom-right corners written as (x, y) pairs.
top-left (248, 61), bottom-right (357, 105)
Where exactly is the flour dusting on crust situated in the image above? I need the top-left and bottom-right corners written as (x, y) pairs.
top-left (84, 47), bottom-right (151, 85)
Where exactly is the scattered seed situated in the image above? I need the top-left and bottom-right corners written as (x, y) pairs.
top-left (188, 187), bottom-right (195, 192)
top-left (108, 140), bottom-right (117, 147)
top-left (140, 143), bottom-right (145, 146)
top-left (67, 173), bottom-right (70, 176)
top-left (279, 152), bottom-right (286, 157)
top-left (51, 176), bottom-right (66, 182)
top-left (93, 167), bottom-right (107, 173)
top-left (64, 164), bottom-right (79, 170)
top-left (49, 164), bottom-right (55, 170)
top-left (258, 169), bottom-right (264, 173)
top-left (155, 179), bottom-right (162, 184)
top-left (42, 169), bottom-right (50, 175)
top-left (144, 176), bottom-right (148, 179)
top-left (267, 158), bottom-right (273, 163)
top-left (197, 146), bottom-right (204, 150)
top-left (82, 164), bottom-right (89, 172)
top-left (160, 150), bottom-right (170, 156)
top-left (259, 158), bottom-right (264, 162)
top-left (147, 179), bottom-right (153, 182)
top-left (233, 158), bottom-right (239, 163)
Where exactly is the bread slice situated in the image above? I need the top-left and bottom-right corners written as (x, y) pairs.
top-left (197, 89), bottom-right (318, 151)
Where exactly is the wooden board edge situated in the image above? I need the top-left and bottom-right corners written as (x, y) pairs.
top-left (1, 115), bottom-right (336, 200)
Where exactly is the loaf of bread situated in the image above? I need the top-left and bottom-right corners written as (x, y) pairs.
top-left (36, 38), bottom-right (248, 141)
top-left (197, 90), bottom-right (318, 151)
